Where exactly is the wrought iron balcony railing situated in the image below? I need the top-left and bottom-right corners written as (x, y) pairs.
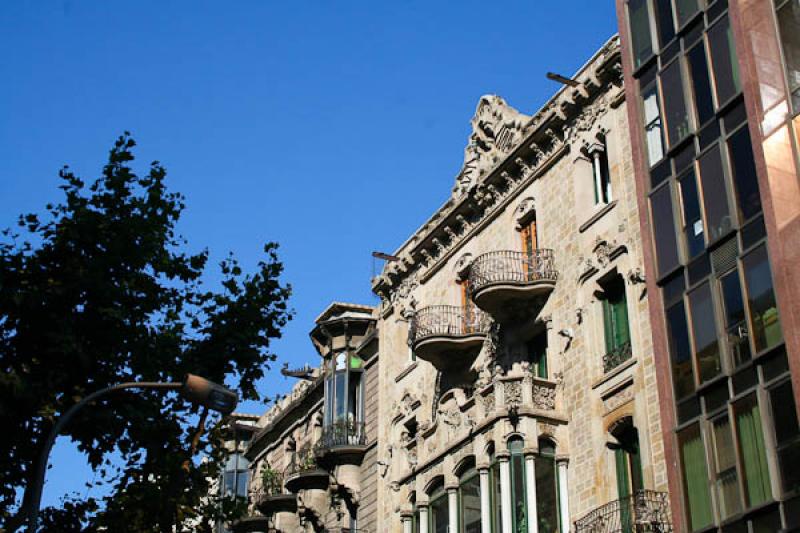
top-left (603, 341), bottom-right (633, 374)
top-left (317, 420), bottom-right (367, 450)
top-left (469, 249), bottom-right (558, 290)
top-left (574, 490), bottom-right (672, 533)
top-left (409, 305), bottom-right (491, 345)
top-left (258, 469), bottom-right (285, 496)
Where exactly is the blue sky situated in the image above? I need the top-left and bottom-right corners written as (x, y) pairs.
top-left (1, 0), bottom-right (617, 511)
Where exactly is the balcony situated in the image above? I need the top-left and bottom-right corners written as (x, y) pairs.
top-left (603, 341), bottom-right (633, 374)
top-left (409, 305), bottom-right (490, 368)
top-left (284, 446), bottom-right (329, 493)
top-left (231, 516), bottom-right (273, 533)
top-left (574, 490), bottom-right (672, 533)
top-left (315, 420), bottom-right (368, 464)
top-left (253, 471), bottom-right (297, 515)
top-left (468, 250), bottom-right (557, 320)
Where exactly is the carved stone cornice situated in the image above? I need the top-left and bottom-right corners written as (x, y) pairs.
top-left (373, 35), bottom-right (622, 303)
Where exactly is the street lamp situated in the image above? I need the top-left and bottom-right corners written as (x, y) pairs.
top-left (26, 374), bottom-right (238, 531)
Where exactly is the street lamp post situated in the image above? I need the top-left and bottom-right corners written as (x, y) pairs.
top-left (26, 374), bottom-right (238, 532)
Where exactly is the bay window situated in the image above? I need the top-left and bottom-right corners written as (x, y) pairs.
top-left (323, 351), bottom-right (365, 444)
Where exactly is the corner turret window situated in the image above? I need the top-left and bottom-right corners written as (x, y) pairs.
top-left (323, 351), bottom-right (365, 444)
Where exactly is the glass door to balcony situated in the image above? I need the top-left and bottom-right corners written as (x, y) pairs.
top-left (614, 424), bottom-right (644, 533)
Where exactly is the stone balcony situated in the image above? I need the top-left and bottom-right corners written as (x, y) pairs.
top-left (315, 420), bottom-right (368, 466)
top-left (253, 472), bottom-right (298, 516)
top-left (468, 249), bottom-right (557, 321)
top-left (285, 446), bottom-right (329, 493)
top-left (409, 305), bottom-right (490, 369)
top-left (573, 490), bottom-right (672, 533)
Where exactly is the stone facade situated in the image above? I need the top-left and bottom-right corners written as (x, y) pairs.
top-left (234, 35), bottom-right (672, 533)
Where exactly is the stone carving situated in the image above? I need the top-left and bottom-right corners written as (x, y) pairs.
top-left (504, 380), bottom-right (523, 409)
top-left (532, 384), bottom-right (556, 410)
top-left (603, 384), bottom-right (634, 412)
top-left (627, 268), bottom-right (646, 285)
top-left (454, 253), bottom-right (474, 278)
top-left (515, 197), bottom-right (536, 228)
top-left (539, 422), bottom-right (557, 438)
top-left (478, 389), bottom-right (495, 414)
top-left (453, 95), bottom-right (529, 197)
top-left (565, 89), bottom-right (613, 143)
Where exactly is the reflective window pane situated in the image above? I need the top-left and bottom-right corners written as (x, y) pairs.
top-left (643, 83), bottom-right (666, 165)
top-left (688, 283), bottom-right (722, 383)
top-left (777, 0), bottom-right (800, 112)
top-left (536, 440), bottom-right (559, 533)
top-left (654, 0), bottom-right (676, 46)
top-left (720, 270), bottom-right (751, 366)
top-left (727, 127), bottom-right (762, 221)
top-left (666, 302), bottom-right (695, 399)
top-left (698, 144), bottom-right (733, 241)
top-left (629, 0), bottom-right (654, 69)
top-left (430, 492), bottom-right (448, 533)
top-left (679, 170), bottom-right (705, 258)
top-left (742, 245), bottom-right (783, 353)
top-left (708, 16), bottom-right (741, 106)
top-left (650, 184), bottom-right (680, 276)
top-left (687, 43), bottom-right (715, 125)
top-left (661, 60), bottom-right (692, 146)
top-left (460, 472), bottom-right (482, 533)
top-left (675, 0), bottom-right (700, 26)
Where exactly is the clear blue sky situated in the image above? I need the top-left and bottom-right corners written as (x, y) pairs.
top-left (1, 0), bottom-right (616, 510)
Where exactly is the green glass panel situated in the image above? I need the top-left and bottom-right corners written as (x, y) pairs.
top-left (735, 395), bottom-right (772, 506)
top-left (678, 425), bottom-right (714, 531)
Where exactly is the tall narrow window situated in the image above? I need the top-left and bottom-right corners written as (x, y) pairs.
top-left (708, 16), bottom-right (741, 106)
top-left (628, 0), bottom-right (654, 69)
top-left (711, 415), bottom-right (743, 519)
top-left (661, 59), bottom-right (692, 146)
top-left (678, 169), bottom-right (705, 258)
top-left (769, 380), bottom-right (800, 493)
top-left (590, 144), bottom-right (612, 205)
top-left (719, 269), bottom-right (751, 367)
top-left (520, 216), bottom-right (538, 282)
top-left (734, 394), bottom-right (772, 507)
top-left (323, 351), bottom-right (365, 445)
top-left (642, 83), bottom-right (666, 165)
top-left (527, 331), bottom-right (548, 379)
top-left (509, 438), bottom-right (528, 533)
top-left (613, 423), bottom-right (644, 531)
top-left (727, 127), bottom-right (762, 222)
top-left (688, 282), bottom-right (722, 383)
top-left (653, 0), bottom-right (676, 47)
top-left (429, 483), bottom-right (448, 533)
top-left (459, 467), bottom-right (482, 533)
top-left (687, 42), bottom-right (715, 126)
top-left (698, 144), bottom-right (733, 241)
top-left (666, 301), bottom-right (695, 399)
top-left (678, 424), bottom-right (713, 531)
top-left (776, 0), bottom-right (800, 112)
top-left (602, 276), bottom-right (632, 373)
top-left (742, 245), bottom-right (782, 353)
top-left (490, 448), bottom-right (503, 533)
top-left (650, 184), bottom-right (680, 276)
top-left (536, 439), bottom-right (559, 533)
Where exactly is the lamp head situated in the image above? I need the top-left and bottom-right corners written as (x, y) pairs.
top-left (181, 374), bottom-right (238, 414)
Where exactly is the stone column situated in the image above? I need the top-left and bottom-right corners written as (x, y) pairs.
top-left (401, 511), bottom-right (413, 533)
top-left (524, 453), bottom-right (539, 533)
top-left (479, 467), bottom-right (492, 533)
top-left (557, 459), bottom-right (570, 533)
top-left (447, 485), bottom-right (459, 533)
top-left (592, 150), bottom-right (604, 204)
top-left (499, 453), bottom-right (513, 533)
top-left (419, 504), bottom-right (429, 533)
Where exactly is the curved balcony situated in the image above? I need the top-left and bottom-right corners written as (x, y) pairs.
top-left (574, 490), bottom-right (672, 533)
top-left (284, 446), bottom-right (329, 493)
top-left (468, 250), bottom-right (557, 320)
top-left (231, 516), bottom-right (272, 533)
top-left (409, 305), bottom-right (490, 368)
top-left (315, 420), bottom-right (368, 465)
top-left (253, 471), bottom-right (297, 515)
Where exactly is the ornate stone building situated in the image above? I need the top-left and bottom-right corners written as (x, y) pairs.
top-left (234, 35), bottom-right (675, 533)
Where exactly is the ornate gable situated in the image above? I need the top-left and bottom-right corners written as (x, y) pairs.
top-left (452, 95), bottom-right (529, 197)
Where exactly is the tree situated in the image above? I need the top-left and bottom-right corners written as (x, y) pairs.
top-left (0, 133), bottom-right (292, 531)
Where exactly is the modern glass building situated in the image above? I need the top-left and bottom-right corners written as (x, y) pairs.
top-left (615, 0), bottom-right (800, 530)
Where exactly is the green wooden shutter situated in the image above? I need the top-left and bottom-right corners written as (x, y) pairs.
top-left (613, 292), bottom-right (631, 347)
top-left (603, 299), bottom-right (615, 353)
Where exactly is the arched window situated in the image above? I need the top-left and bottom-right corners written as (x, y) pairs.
top-left (508, 437), bottom-right (528, 533)
top-left (428, 479), bottom-right (448, 533)
top-left (458, 461), bottom-right (481, 533)
top-left (323, 351), bottom-right (365, 441)
top-left (536, 438), bottom-right (559, 533)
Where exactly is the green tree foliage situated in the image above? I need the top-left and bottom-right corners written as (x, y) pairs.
top-left (0, 134), bottom-right (292, 531)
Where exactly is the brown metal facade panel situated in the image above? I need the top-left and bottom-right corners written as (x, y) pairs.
top-left (729, 0), bottom-right (800, 414)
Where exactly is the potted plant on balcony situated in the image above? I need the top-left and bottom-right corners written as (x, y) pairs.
top-left (260, 463), bottom-right (283, 496)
